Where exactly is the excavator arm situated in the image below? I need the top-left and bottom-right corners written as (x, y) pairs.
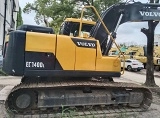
top-left (90, 2), bottom-right (160, 55)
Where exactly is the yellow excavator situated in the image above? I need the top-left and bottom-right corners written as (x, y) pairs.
top-left (109, 46), bottom-right (160, 71)
top-left (3, 2), bottom-right (159, 115)
top-left (124, 46), bottom-right (160, 71)
top-left (108, 47), bottom-right (118, 55)
top-left (154, 46), bottom-right (160, 71)
top-left (124, 46), bottom-right (146, 63)
top-left (154, 46), bottom-right (160, 58)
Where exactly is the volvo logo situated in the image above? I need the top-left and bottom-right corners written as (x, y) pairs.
top-left (139, 11), bottom-right (160, 17)
top-left (77, 42), bottom-right (96, 48)
top-left (71, 38), bottom-right (97, 49)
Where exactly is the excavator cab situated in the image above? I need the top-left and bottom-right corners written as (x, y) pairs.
top-left (59, 18), bottom-right (95, 37)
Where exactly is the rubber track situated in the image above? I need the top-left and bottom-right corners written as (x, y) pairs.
top-left (6, 80), bottom-right (152, 116)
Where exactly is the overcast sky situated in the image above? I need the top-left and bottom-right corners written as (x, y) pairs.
top-left (19, 0), bottom-right (160, 45)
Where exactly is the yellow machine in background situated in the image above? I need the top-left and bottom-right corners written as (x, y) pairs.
top-left (109, 46), bottom-right (160, 71)
top-left (127, 46), bottom-right (160, 71)
top-left (124, 46), bottom-right (147, 65)
top-left (108, 47), bottom-right (118, 55)
top-left (153, 46), bottom-right (160, 70)
top-left (154, 46), bottom-right (160, 58)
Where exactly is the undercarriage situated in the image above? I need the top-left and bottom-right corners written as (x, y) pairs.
top-left (6, 77), bottom-right (152, 116)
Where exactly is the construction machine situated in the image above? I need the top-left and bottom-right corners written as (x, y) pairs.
top-left (108, 47), bottom-right (118, 55)
top-left (154, 46), bottom-right (160, 58)
top-left (153, 46), bottom-right (160, 70)
top-left (109, 46), bottom-right (129, 59)
top-left (124, 46), bottom-right (160, 71)
top-left (125, 46), bottom-right (147, 64)
top-left (140, 46), bottom-right (160, 71)
top-left (4, 2), bottom-right (160, 115)
top-left (111, 46), bottom-right (160, 71)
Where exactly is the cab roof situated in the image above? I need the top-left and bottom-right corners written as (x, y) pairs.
top-left (64, 18), bottom-right (96, 25)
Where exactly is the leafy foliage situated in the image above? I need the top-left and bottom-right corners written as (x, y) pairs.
top-left (23, 0), bottom-right (122, 33)
top-left (16, 7), bottom-right (23, 28)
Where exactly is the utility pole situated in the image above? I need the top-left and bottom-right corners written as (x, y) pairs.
top-left (2, 0), bottom-right (7, 55)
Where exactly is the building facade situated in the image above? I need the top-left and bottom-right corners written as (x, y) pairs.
top-left (0, 0), bottom-right (19, 47)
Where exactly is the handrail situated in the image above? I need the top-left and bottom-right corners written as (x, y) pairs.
top-left (79, 6), bottom-right (125, 74)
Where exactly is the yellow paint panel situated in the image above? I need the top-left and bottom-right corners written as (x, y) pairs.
top-left (25, 32), bottom-right (56, 54)
top-left (96, 41), bottom-right (102, 59)
top-left (56, 35), bottom-right (75, 70)
top-left (5, 35), bottom-right (9, 42)
top-left (96, 56), bottom-right (121, 72)
top-left (75, 47), bottom-right (96, 70)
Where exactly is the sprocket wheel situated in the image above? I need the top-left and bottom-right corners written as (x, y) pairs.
top-left (8, 90), bottom-right (36, 113)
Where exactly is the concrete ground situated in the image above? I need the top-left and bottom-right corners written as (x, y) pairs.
top-left (114, 70), bottom-right (160, 118)
top-left (114, 70), bottom-right (160, 86)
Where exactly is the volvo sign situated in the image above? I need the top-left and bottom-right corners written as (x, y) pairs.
top-left (139, 11), bottom-right (160, 17)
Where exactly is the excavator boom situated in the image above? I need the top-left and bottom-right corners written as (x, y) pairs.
top-left (90, 2), bottom-right (160, 55)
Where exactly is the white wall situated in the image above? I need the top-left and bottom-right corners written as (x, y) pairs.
top-left (14, 0), bottom-right (19, 29)
top-left (0, 0), bottom-right (19, 47)
top-left (0, 0), bottom-right (5, 48)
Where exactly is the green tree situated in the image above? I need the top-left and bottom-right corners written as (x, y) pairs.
top-left (23, 0), bottom-right (122, 33)
top-left (17, 7), bottom-right (23, 27)
top-left (23, 0), bottom-right (79, 32)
